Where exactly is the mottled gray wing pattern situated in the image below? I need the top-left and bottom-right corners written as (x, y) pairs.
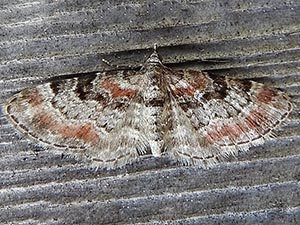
top-left (5, 70), bottom-right (158, 168)
top-left (164, 69), bottom-right (293, 167)
top-left (5, 47), bottom-right (294, 169)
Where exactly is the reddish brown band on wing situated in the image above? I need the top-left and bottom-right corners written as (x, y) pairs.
top-left (33, 111), bottom-right (100, 145)
top-left (204, 108), bottom-right (270, 145)
top-left (172, 71), bottom-right (207, 97)
top-left (100, 78), bottom-right (136, 98)
top-left (172, 86), bottom-right (196, 96)
top-left (256, 87), bottom-right (278, 103)
top-left (22, 88), bottom-right (44, 107)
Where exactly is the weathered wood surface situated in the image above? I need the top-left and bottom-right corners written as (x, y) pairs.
top-left (0, 0), bottom-right (299, 224)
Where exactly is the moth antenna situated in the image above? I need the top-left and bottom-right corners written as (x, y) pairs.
top-left (102, 58), bottom-right (119, 68)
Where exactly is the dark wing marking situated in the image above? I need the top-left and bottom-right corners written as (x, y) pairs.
top-left (5, 70), bottom-right (158, 168)
top-left (164, 69), bottom-right (293, 167)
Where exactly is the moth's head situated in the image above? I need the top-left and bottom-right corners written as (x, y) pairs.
top-left (143, 44), bottom-right (163, 67)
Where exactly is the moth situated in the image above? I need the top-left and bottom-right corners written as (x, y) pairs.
top-left (5, 46), bottom-right (293, 169)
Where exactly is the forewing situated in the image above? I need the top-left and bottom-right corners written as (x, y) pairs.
top-left (164, 69), bottom-right (293, 167)
top-left (5, 70), bottom-right (154, 168)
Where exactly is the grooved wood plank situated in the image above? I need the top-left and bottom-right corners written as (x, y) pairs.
top-left (0, 0), bottom-right (299, 224)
